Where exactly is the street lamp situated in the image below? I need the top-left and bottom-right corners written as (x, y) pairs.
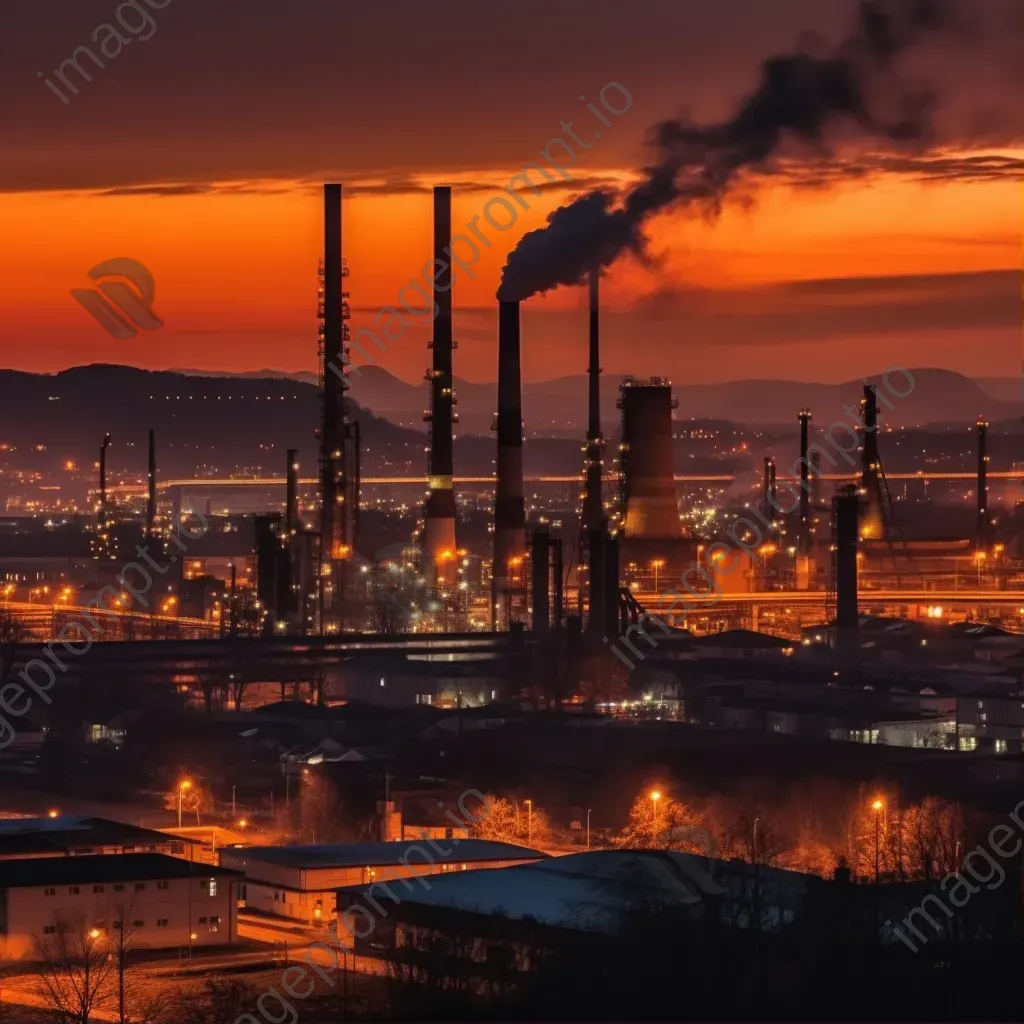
top-left (178, 779), bottom-right (192, 829)
top-left (524, 799), bottom-right (533, 845)
top-left (872, 798), bottom-right (884, 882)
top-left (650, 791), bottom-right (661, 844)
top-left (651, 559), bottom-right (665, 592)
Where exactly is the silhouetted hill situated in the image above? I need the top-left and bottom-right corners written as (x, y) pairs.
top-left (304, 365), bottom-right (1016, 433)
top-left (0, 364), bottom-right (423, 478)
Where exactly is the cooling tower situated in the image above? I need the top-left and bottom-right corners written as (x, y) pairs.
top-left (617, 378), bottom-right (680, 540)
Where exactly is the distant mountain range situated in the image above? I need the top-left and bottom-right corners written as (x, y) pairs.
top-left (1, 366), bottom-right (1017, 495)
top-left (175, 365), bottom-right (1020, 433)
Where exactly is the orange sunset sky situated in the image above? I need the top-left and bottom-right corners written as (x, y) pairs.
top-left (1, 0), bottom-right (1020, 385)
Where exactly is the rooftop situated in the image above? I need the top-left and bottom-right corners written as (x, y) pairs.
top-left (0, 853), bottom-right (241, 889)
top-left (691, 629), bottom-right (794, 650)
top-left (337, 849), bottom-right (731, 934)
top-left (0, 815), bottom-right (197, 858)
top-left (227, 839), bottom-right (547, 871)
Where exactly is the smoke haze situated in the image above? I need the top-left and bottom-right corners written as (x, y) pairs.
top-left (498, 0), bottom-right (958, 302)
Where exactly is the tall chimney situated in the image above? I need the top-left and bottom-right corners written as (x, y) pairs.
top-left (581, 269), bottom-right (604, 532)
top-left (319, 183), bottom-right (353, 629)
top-left (859, 384), bottom-right (884, 540)
top-left (99, 433), bottom-right (111, 532)
top-left (762, 456), bottom-right (776, 527)
top-left (976, 417), bottom-right (990, 550)
top-left (493, 300), bottom-right (526, 624)
top-left (530, 524), bottom-right (551, 634)
top-left (423, 186), bottom-right (458, 580)
top-left (798, 410), bottom-right (811, 555)
top-left (146, 428), bottom-right (157, 540)
top-left (280, 449), bottom-right (299, 623)
top-left (581, 269), bottom-right (606, 632)
top-left (810, 449), bottom-right (822, 514)
top-left (286, 449), bottom-right (299, 542)
top-left (833, 485), bottom-right (860, 665)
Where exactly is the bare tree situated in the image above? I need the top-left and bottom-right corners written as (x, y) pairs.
top-left (109, 893), bottom-right (141, 1024)
top-left (32, 911), bottom-right (115, 1024)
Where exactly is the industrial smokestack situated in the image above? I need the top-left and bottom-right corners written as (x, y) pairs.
top-left (498, 0), bottom-right (952, 301)
top-left (423, 186), bottom-right (458, 580)
top-left (859, 384), bottom-right (884, 540)
top-left (319, 183), bottom-right (355, 630)
top-left (530, 524), bottom-right (551, 635)
top-left (833, 485), bottom-right (860, 665)
top-left (581, 269), bottom-right (607, 633)
top-left (146, 428), bottom-right (157, 541)
top-left (798, 410), bottom-right (811, 555)
top-left (810, 449), bottom-right (822, 513)
top-left (976, 417), bottom-right (990, 550)
top-left (493, 301), bottom-right (526, 622)
top-left (286, 449), bottom-right (299, 541)
top-left (762, 456), bottom-right (776, 527)
top-left (582, 269), bottom-right (604, 532)
top-left (99, 433), bottom-right (111, 532)
top-left (280, 449), bottom-right (299, 623)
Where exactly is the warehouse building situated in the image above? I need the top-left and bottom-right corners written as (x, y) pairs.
top-left (0, 815), bottom-right (196, 861)
top-left (219, 839), bottom-right (546, 926)
top-left (0, 853), bottom-right (242, 959)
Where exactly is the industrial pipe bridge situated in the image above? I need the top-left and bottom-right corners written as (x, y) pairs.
top-left (101, 469), bottom-right (1024, 496)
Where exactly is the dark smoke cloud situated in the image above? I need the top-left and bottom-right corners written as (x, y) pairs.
top-left (498, 0), bottom-right (955, 302)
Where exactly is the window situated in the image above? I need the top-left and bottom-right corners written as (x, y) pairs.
top-left (995, 739), bottom-right (1008, 754)
top-left (157, 881), bottom-right (169, 890)
top-left (157, 919), bottom-right (169, 927)
top-left (69, 887), bottom-right (80, 895)
top-left (113, 884), bottom-right (124, 892)
top-left (44, 887), bottom-right (56, 896)
top-left (209, 916), bottom-right (220, 932)
top-left (206, 879), bottom-right (218, 897)
top-left (113, 921), bottom-right (123, 930)
top-left (93, 885), bottom-right (106, 894)
top-left (135, 883), bottom-right (146, 892)
top-left (198, 917), bottom-right (207, 924)
top-left (273, 891), bottom-right (279, 902)
top-left (980, 713), bottom-right (988, 723)
top-left (132, 920), bottom-right (144, 929)
top-left (43, 925), bottom-right (57, 935)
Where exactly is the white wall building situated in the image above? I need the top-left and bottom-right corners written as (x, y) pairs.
top-left (220, 839), bottom-right (546, 926)
top-left (0, 853), bottom-right (242, 959)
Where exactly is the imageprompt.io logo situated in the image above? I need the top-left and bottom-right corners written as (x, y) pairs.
top-left (71, 257), bottom-right (163, 339)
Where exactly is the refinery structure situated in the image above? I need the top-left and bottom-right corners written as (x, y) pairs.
top-left (2, 182), bottom-right (1023, 711)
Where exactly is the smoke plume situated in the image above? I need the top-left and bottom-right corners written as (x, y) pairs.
top-left (498, 0), bottom-right (953, 303)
